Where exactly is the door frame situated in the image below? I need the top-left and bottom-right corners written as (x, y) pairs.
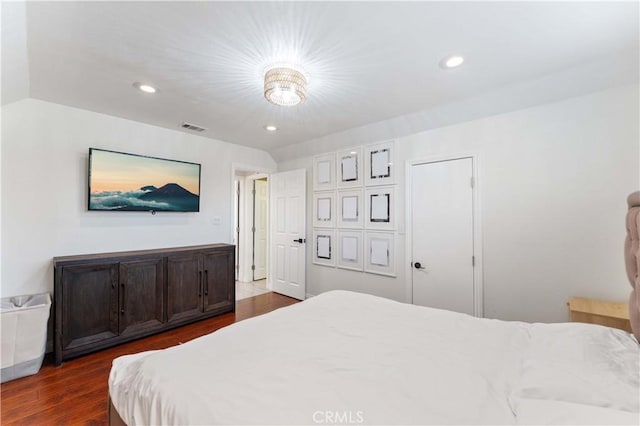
top-left (251, 176), bottom-right (268, 281)
top-left (405, 153), bottom-right (484, 317)
top-left (230, 163), bottom-right (275, 286)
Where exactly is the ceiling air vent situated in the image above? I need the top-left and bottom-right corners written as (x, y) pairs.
top-left (180, 122), bottom-right (207, 132)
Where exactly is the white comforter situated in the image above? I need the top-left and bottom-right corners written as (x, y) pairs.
top-left (109, 291), bottom-right (640, 425)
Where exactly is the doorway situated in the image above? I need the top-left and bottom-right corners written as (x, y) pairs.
top-left (252, 178), bottom-right (268, 281)
top-left (408, 156), bottom-right (483, 316)
top-left (230, 167), bottom-right (307, 301)
top-left (232, 169), bottom-right (271, 300)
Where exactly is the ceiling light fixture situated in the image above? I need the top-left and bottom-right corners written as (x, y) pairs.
top-left (440, 55), bottom-right (464, 69)
top-left (264, 125), bottom-right (278, 132)
top-left (264, 66), bottom-right (307, 107)
top-left (133, 82), bottom-right (157, 93)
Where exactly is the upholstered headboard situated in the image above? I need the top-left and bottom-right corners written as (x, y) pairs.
top-left (625, 191), bottom-right (640, 341)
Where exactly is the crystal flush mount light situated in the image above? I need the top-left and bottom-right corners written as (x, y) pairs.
top-left (264, 66), bottom-right (307, 107)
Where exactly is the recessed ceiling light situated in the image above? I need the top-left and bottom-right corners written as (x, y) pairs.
top-left (264, 125), bottom-right (278, 132)
top-left (440, 55), bottom-right (464, 69)
top-left (133, 82), bottom-right (157, 93)
top-left (350, 151), bottom-right (357, 155)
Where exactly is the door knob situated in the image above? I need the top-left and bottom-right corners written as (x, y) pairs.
top-left (414, 262), bottom-right (425, 270)
top-left (293, 238), bottom-right (306, 243)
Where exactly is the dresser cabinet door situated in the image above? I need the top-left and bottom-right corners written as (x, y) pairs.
top-left (118, 258), bottom-right (165, 336)
top-left (167, 254), bottom-right (203, 323)
top-left (60, 263), bottom-right (119, 351)
top-left (202, 250), bottom-right (234, 314)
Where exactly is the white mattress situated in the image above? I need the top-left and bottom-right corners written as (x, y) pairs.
top-left (109, 291), bottom-right (640, 425)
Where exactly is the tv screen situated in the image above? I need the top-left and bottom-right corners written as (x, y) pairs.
top-left (88, 148), bottom-right (201, 212)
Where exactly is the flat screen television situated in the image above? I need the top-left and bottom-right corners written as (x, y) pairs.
top-left (88, 148), bottom-right (201, 212)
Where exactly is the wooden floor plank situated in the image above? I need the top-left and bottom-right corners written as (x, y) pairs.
top-left (0, 292), bottom-right (298, 425)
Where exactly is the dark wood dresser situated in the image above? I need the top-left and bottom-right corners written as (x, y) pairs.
top-left (53, 244), bottom-right (235, 365)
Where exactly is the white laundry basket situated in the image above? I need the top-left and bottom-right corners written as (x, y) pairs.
top-left (1, 292), bottom-right (51, 382)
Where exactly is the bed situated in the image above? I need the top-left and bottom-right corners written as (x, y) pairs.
top-left (108, 193), bottom-right (640, 425)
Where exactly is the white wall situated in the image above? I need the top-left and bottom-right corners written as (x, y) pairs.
top-left (1, 98), bottom-right (276, 297)
top-left (278, 84), bottom-right (639, 323)
top-left (1, 1), bottom-right (30, 105)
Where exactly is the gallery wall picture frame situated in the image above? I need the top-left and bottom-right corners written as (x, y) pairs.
top-left (337, 189), bottom-right (364, 229)
top-left (313, 191), bottom-right (336, 228)
top-left (364, 140), bottom-right (396, 186)
top-left (313, 153), bottom-right (336, 191)
top-left (364, 186), bottom-right (395, 230)
top-left (364, 231), bottom-right (396, 276)
top-left (337, 230), bottom-right (364, 271)
top-left (336, 147), bottom-right (363, 189)
top-left (313, 229), bottom-right (336, 267)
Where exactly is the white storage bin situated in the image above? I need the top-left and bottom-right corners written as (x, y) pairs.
top-left (1, 292), bottom-right (51, 382)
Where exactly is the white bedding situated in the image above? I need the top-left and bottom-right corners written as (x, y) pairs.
top-left (109, 291), bottom-right (640, 425)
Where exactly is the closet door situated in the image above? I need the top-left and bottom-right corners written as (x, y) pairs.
top-left (410, 158), bottom-right (476, 316)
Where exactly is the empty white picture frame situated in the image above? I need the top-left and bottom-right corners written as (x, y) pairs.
top-left (313, 229), bottom-right (336, 267)
top-left (337, 230), bottom-right (364, 271)
top-left (313, 191), bottom-right (336, 228)
top-left (364, 141), bottom-right (396, 186)
top-left (365, 231), bottom-right (395, 276)
top-left (337, 147), bottom-right (363, 189)
top-left (364, 186), bottom-right (395, 230)
top-left (337, 189), bottom-right (363, 228)
top-left (313, 153), bottom-right (336, 191)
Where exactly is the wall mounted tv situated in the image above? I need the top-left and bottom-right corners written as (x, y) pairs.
top-left (88, 148), bottom-right (201, 212)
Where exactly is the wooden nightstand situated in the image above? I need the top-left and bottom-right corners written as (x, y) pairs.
top-left (567, 297), bottom-right (632, 333)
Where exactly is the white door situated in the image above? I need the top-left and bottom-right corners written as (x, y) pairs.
top-left (234, 180), bottom-right (240, 280)
top-left (269, 169), bottom-right (306, 300)
top-left (411, 158), bottom-right (475, 315)
top-left (253, 179), bottom-right (268, 280)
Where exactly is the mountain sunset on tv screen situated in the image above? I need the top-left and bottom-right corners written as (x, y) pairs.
top-left (88, 149), bottom-right (201, 212)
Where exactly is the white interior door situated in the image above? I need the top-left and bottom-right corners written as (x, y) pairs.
top-left (253, 179), bottom-right (268, 280)
top-left (411, 158), bottom-right (475, 315)
top-left (269, 169), bottom-right (306, 300)
top-left (234, 180), bottom-right (241, 280)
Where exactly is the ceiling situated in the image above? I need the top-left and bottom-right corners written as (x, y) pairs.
top-left (2, 1), bottom-right (638, 155)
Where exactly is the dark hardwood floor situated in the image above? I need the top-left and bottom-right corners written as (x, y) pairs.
top-left (0, 292), bottom-right (298, 425)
